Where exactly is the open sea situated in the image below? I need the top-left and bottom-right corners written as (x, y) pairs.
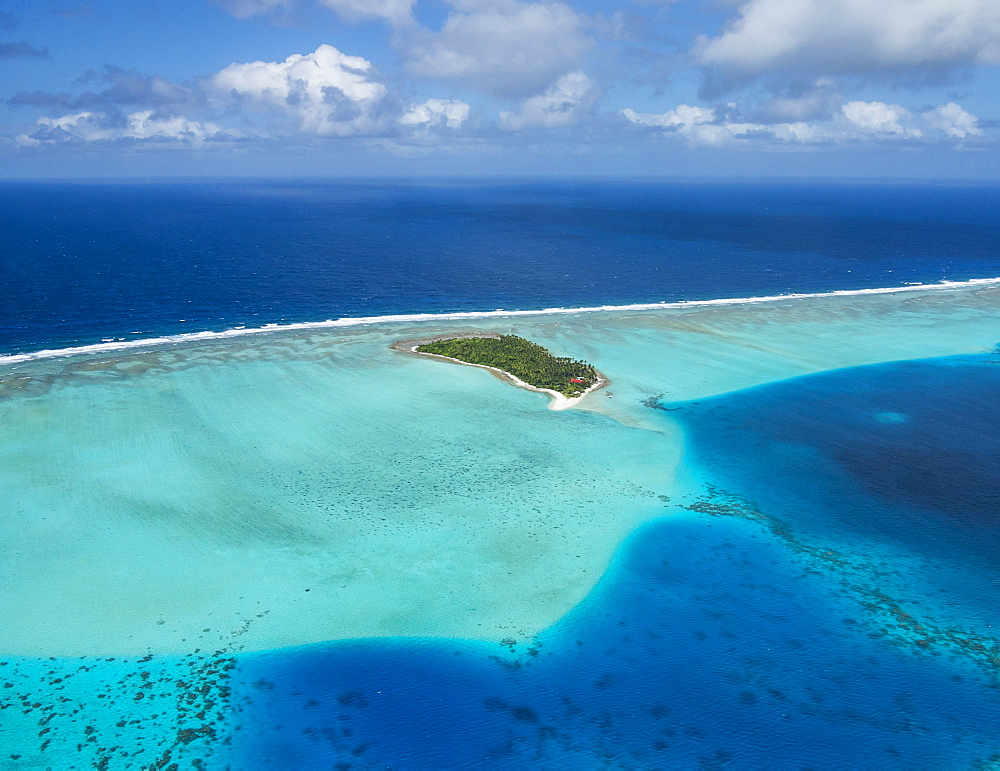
top-left (1, 180), bottom-right (999, 768)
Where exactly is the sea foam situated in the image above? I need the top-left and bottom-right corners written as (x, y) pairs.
top-left (2, 277), bottom-right (998, 366)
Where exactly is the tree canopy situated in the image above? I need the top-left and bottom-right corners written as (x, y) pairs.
top-left (416, 335), bottom-right (598, 397)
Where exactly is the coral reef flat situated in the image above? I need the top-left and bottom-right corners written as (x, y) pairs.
top-left (2, 283), bottom-right (999, 767)
top-left (0, 284), bottom-right (996, 658)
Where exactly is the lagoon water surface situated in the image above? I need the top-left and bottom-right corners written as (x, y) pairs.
top-left (1, 283), bottom-right (999, 767)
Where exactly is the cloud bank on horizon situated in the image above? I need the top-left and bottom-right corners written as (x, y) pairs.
top-left (1, 0), bottom-right (998, 175)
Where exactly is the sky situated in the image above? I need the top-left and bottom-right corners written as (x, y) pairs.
top-left (1, 0), bottom-right (999, 177)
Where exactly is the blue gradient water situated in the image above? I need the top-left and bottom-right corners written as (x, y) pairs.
top-left (668, 353), bottom-right (1000, 629)
top-left (2, 180), bottom-right (1000, 354)
top-left (231, 512), bottom-right (999, 768)
top-left (1, 181), bottom-right (999, 768)
top-left (224, 352), bottom-right (1000, 769)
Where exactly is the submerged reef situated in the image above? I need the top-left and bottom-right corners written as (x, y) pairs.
top-left (685, 486), bottom-right (1000, 682)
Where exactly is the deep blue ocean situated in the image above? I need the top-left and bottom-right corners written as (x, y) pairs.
top-left (2, 180), bottom-right (999, 768)
top-left (2, 179), bottom-right (1000, 355)
top-left (228, 352), bottom-right (1000, 768)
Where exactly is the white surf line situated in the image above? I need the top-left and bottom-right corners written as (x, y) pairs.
top-left (2, 277), bottom-right (999, 366)
top-left (404, 343), bottom-right (607, 411)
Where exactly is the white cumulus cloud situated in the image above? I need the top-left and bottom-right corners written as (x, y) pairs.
top-left (400, 98), bottom-right (470, 128)
top-left (123, 111), bottom-right (227, 141)
top-left (922, 101), bottom-right (983, 137)
top-left (404, 1), bottom-right (591, 98)
top-left (17, 110), bottom-right (229, 145)
top-left (621, 104), bottom-right (715, 130)
top-left (34, 111), bottom-right (99, 137)
top-left (697, 0), bottom-right (1000, 85)
top-left (500, 71), bottom-right (598, 130)
top-left (841, 100), bottom-right (920, 136)
top-left (210, 44), bottom-right (388, 136)
top-left (622, 104), bottom-right (826, 147)
top-left (623, 98), bottom-right (984, 147)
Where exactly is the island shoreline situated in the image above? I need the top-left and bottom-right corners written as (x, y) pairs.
top-left (392, 334), bottom-right (609, 410)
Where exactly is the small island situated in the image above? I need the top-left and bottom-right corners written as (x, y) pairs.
top-left (394, 334), bottom-right (607, 410)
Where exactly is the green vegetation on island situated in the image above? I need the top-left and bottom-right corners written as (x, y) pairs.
top-left (416, 335), bottom-right (599, 397)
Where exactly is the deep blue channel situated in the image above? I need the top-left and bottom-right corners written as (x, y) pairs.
top-left (227, 354), bottom-right (1000, 768)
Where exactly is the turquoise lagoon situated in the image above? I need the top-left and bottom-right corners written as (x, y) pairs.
top-left (1, 283), bottom-right (999, 768)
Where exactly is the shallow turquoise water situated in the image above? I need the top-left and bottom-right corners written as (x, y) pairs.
top-left (2, 285), bottom-right (999, 767)
top-left (0, 325), bottom-right (681, 658)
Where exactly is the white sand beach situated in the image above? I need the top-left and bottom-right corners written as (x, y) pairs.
top-left (395, 339), bottom-right (609, 410)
